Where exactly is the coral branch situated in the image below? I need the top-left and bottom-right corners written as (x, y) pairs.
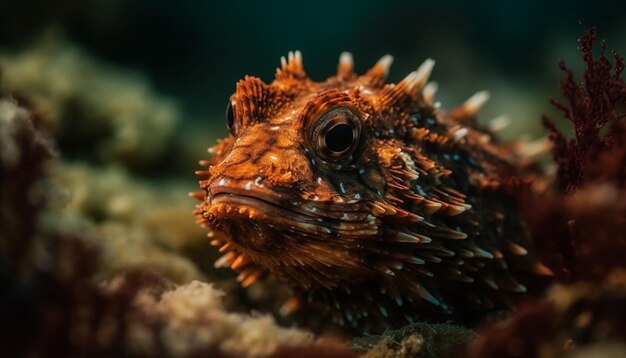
top-left (543, 27), bottom-right (626, 193)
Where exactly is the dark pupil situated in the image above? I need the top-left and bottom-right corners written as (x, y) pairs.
top-left (325, 123), bottom-right (354, 153)
top-left (226, 102), bottom-right (235, 130)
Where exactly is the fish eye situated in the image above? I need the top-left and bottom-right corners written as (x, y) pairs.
top-left (311, 107), bottom-right (361, 161)
top-left (226, 101), bottom-right (236, 135)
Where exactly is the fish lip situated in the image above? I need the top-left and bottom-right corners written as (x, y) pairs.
top-left (210, 185), bottom-right (283, 206)
top-left (208, 181), bottom-right (372, 222)
top-left (209, 189), bottom-right (380, 238)
top-left (210, 190), bottom-right (316, 222)
top-left (211, 192), bottom-right (285, 214)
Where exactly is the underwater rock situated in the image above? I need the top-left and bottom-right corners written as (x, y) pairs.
top-left (0, 35), bottom-right (179, 171)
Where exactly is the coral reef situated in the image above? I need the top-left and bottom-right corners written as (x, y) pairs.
top-left (354, 322), bottom-right (473, 358)
top-left (0, 35), bottom-right (179, 171)
top-left (130, 280), bottom-right (314, 357)
top-left (542, 27), bottom-right (625, 195)
top-left (47, 162), bottom-right (209, 283)
top-left (0, 34), bottom-right (223, 285)
top-left (0, 97), bottom-right (53, 264)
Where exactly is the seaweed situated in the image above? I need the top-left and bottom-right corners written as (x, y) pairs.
top-left (542, 27), bottom-right (626, 194)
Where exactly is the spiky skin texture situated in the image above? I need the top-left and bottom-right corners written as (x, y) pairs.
top-left (194, 52), bottom-right (550, 329)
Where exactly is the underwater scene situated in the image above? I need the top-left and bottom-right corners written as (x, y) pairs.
top-left (2, 1), bottom-right (626, 357)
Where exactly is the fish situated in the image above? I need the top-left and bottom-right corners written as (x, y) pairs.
top-left (193, 51), bottom-right (552, 328)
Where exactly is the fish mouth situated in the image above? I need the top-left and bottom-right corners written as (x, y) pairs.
top-left (207, 187), bottom-right (379, 238)
top-left (210, 191), bottom-right (304, 221)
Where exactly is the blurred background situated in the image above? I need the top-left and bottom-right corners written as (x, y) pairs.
top-left (1, 0), bottom-right (626, 174)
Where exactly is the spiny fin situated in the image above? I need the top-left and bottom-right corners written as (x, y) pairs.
top-left (422, 82), bottom-right (438, 105)
top-left (449, 90), bottom-right (490, 121)
top-left (532, 262), bottom-right (555, 276)
top-left (488, 115), bottom-right (511, 132)
top-left (337, 51), bottom-right (354, 79)
top-left (376, 58), bottom-right (435, 109)
top-left (275, 50), bottom-right (307, 81)
top-left (235, 76), bottom-right (285, 127)
top-left (512, 137), bottom-right (551, 162)
top-left (279, 296), bottom-right (302, 316)
top-left (360, 54), bottom-right (393, 87)
top-left (400, 58), bottom-right (435, 93)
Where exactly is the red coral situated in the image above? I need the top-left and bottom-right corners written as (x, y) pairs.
top-left (542, 27), bottom-right (626, 194)
top-left (533, 28), bottom-right (626, 282)
top-left (467, 27), bottom-right (626, 358)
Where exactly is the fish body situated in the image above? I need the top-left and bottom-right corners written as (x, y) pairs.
top-left (194, 51), bottom-right (550, 328)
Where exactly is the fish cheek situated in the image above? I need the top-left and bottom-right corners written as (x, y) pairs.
top-left (362, 166), bottom-right (386, 193)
